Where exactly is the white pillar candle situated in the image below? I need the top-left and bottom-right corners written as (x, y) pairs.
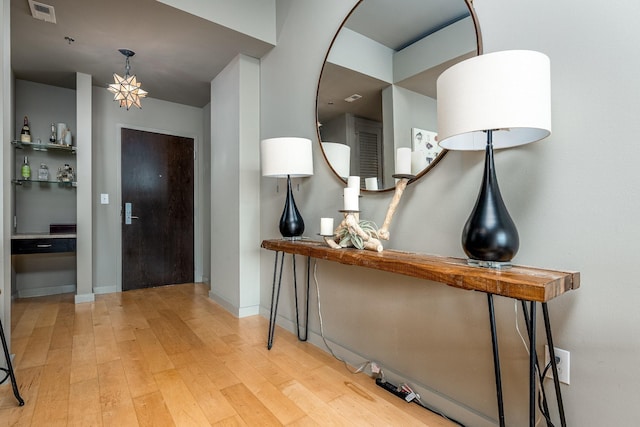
top-left (320, 217), bottom-right (334, 235)
top-left (411, 151), bottom-right (428, 175)
top-left (365, 177), bottom-right (379, 190)
top-left (343, 187), bottom-right (359, 211)
top-left (347, 175), bottom-right (360, 195)
top-left (395, 147), bottom-right (412, 175)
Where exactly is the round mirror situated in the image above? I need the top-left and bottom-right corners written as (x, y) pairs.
top-left (317, 0), bottom-right (482, 192)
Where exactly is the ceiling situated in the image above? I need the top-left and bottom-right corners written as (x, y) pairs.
top-left (10, 0), bottom-right (275, 108)
top-left (317, 0), bottom-right (475, 123)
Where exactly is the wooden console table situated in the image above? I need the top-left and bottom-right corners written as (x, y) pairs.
top-left (261, 239), bottom-right (579, 427)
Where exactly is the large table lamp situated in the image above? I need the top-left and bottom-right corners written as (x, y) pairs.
top-left (437, 50), bottom-right (551, 268)
top-left (261, 137), bottom-right (314, 239)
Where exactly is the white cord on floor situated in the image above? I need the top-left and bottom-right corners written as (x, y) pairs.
top-left (313, 259), bottom-right (370, 375)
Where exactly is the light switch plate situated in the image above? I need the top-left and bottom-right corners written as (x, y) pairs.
top-left (100, 193), bottom-right (109, 204)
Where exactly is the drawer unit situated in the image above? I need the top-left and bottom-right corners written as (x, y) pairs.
top-left (11, 237), bottom-right (76, 254)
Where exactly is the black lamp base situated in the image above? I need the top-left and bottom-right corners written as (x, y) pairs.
top-left (461, 130), bottom-right (519, 267)
top-left (279, 175), bottom-right (305, 239)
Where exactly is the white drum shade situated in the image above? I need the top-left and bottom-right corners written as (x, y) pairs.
top-left (437, 50), bottom-right (551, 150)
top-left (261, 137), bottom-right (314, 178)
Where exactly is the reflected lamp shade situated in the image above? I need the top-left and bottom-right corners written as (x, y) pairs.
top-left (321, 142), bottom-right (350, 178)
top-left (261, 137), bottom-right (314, 239)
top-left (436, 50), bottom-right (551, 266)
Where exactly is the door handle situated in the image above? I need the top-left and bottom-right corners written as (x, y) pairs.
top-left (124, 203), bottom-right (139, 224)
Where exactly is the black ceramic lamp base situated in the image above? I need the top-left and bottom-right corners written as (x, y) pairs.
top-left (279, 175), bottom-right (305, 239)
top-left (462, 130), bottom-right (519, 268)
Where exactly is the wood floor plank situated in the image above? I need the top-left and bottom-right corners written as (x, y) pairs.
top-left (7, 284), bottom-right (457, 427)
top-left (18, 326), bottom-right (54, 369)
top-left (94, 322), bottom-right (120, 365)
top-left (117, 339), bottom-right (159, 398)
top-left (176, 364), bottom-right (238, 424)
top-left (67, 378), bottom-right (102, 427)
top-left (133, 391), bottom-right (175, 427)
top-left (101, 400), bottom-right (140, 427)
top-left (97, 359), bottom-right (134, 411)
top-left (220, 383), bottom-right (281, 426)
top-left (211, 414), bottom-right (249, 426)
top-left (133, 328), bottom-right (175, 374)
top-left (279, 379), bottom-right (353, 426)
top-left (153, 369), bottom-right (211, 426)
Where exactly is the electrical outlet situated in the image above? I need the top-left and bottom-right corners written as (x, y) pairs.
top-left (545, 345), bottom-right (570, 385)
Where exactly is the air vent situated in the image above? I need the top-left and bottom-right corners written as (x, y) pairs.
top-left (28, 0), bottom-right (57, 24)
top-left (344, 94), bottom-right (362, 103)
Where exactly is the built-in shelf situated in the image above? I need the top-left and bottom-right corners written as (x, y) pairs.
top-left (12, 140), bottom-right (77, 153)
top-left (12, 179), bottom-right (76, 187)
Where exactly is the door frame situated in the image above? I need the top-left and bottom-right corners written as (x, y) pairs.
top-left (114, 123), bottom-right (202, 292)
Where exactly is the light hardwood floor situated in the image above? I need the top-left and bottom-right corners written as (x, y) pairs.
top-left (0, 283), bottom-right (455, 426)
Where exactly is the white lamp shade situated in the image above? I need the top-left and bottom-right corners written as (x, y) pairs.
top-left (261, 137), bottom-right (314, 177)
top-left (321, 142), bottom-right (350, 178)
top-left (437, 50), bottom-right (551, 151)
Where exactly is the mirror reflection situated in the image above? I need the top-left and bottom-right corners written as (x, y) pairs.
top-left (317, 0), bottom-right (480, 191)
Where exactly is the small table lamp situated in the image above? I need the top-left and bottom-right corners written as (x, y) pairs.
top-left (261, 137), bottom-right (314, 239)
top-left (437, 50), bottom-right (551, 267)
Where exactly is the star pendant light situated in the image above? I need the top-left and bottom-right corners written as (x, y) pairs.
top-left (107, 49), bottom-right (148, 110)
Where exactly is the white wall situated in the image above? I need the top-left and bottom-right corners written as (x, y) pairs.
top-left (75, 72), bottom-right (92, 303)
top-left (209, 54), bottom-right (261, 317)
top-left (261, 0), bottom-right (640, 425)
top-left (92, 88), bottom-right (205, 293)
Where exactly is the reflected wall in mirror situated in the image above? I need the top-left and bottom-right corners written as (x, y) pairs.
top-left (317, 0), bottom-right (482, 191)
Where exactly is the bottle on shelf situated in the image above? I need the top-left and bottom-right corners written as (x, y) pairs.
top-left (21, 156), bottom-right (31, 180)
top-left (20, 116), bottom-right (31, 143)
top-left (38, 163), bottom-right (49, 181)
top-left (49, 123), bottom-right (56, 143)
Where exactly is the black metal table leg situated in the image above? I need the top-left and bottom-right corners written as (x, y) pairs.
top-left (487, 294), bottom-right (505, 427)
top-left (528, 301), bottom-right (537, 427)
top-left (0, 316), bottom-right (25, 406)
top-left (267, 252), bottom-right (311, 350)
top-left (293, 256), bottom-right (310, 342)
top-left (542, 302), bottom-right (567, 427)
top-left (520, 301), bottom-right (552, 426)
top-left (267, 251), bottom-right (285, 350)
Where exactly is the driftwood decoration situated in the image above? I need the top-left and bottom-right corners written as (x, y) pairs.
top-left (324, 177), bottom-right (411, 252)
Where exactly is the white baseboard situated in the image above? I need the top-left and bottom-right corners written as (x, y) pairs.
top-left (93, 285), bottom-right (117, 295)
top-left (17, 284), bottom-right (76, 299)
top-left (258, 307), bottom-right (497, 427)
top-left (208, 291), bottom-right (259, 318)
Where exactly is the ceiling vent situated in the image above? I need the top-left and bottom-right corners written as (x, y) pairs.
top-left (344, 94), bottom-right (362, 103)
top-left (28, 0), bottom-right (57, 24)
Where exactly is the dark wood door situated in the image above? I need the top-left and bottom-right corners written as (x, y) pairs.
top-left (121, 128), bottom-right (194, 290)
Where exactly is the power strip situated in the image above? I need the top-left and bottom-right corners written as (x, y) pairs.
top-left (375, 377), bottom-right (465, 427)
top-left (375, 378), bottom-right (415, 402)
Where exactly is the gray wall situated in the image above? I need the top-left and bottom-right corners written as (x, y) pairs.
top-left (260, 0), bottom-right (640, 425)
top-left (91, 87), bottom-right (206, 293)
